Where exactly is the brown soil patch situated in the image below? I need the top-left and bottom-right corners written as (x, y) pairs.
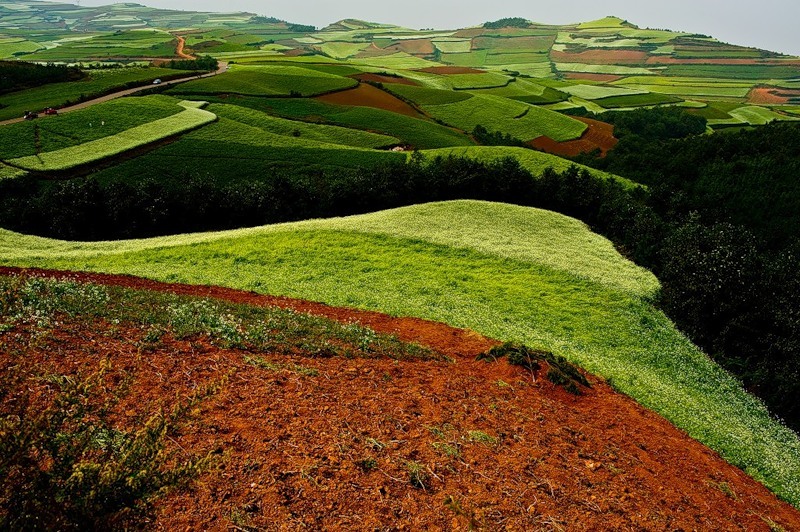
top-left (351, 73), bottom-right (420, 86)
top-left (385, 39), bottom-right (435, 56)
top-left (2, 267), bottom-right (800, 530)
top-left (354, 43), bottom-right (396, 58)
top-left (281, 48), bottom-right (310, 57)
top-left (564, 72), bottom-right (624, 83)
top-left (530, 116), bottom-right (618, 157)
top-left (552, 49), bottom-right (649, 65)
top-left (316, 83), bottom-right (422, 118)
top-left (749, 87), bottom-right (791, 104)
top-left (416, 66), bottom-right (485, 74)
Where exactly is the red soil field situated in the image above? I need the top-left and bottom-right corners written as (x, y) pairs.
top-left (416, 66), bottom-right (486, 74)
top-left (354, 43), bottom-right (396, 58)
top-left (2, 267), bottom-right (800, 530)
top-left (281, 48), bottom-right (310, 57)
top-left (351, 73), bottom-right (420, 86)
top-left (552, 49), bottom-right (649, 65)
top-left (530, 116), bottom-right (618, 157)
top-left (748, 87), bottom-right (791, 104)
top-left (385, 39), bottom-right (435, 56)
top-left (316, 83), bottom-right (422, 117)
top-left (564, 72), bottom-right (624, 83)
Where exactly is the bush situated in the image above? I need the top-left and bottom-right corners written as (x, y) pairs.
top-left (0, 364), bottom-right (218, 530)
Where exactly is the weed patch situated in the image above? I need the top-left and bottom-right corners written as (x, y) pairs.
top-left (479, 342), bottom-right (590, 395)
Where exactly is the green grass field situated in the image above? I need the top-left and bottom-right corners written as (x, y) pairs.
top-left (167, 64), bottom-right (358, 97)
top-left (419, 146), bottom-right (636, 187)
top-left (7, 100), bottom-right (216, 171)
top-left (199, 95), bottom-right (474, 149)
top-left (2, 200), bottom-right (798, 507)
top-left (0, 95), bottom-right (184, 159)
top-left (209, 103), bottom-right (399, 148)
top-left (0, 66), bottom-right (191, 121)
top-left (420, 93), bottom-right (587, 142)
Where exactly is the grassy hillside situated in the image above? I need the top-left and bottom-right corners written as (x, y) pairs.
top-left (2, 200), bottom-right (799, 507)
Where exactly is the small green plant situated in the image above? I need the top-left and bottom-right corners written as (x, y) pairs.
top-left (432, 442), bottom-right (461, 458)
top-left (356, 457), bottom-right (378, 472)
top-left (0, 363), bottom-right (219, 530)
top-left (406, 461), bottom-right (429, 489)
top-left (444, 495), bottom-right (482, 530)
top-left (244, 355), bottom-right (319, 377)
top-left (467, 430), bottom-right (498, 446)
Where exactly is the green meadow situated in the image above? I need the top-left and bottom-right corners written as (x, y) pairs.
top-left (1, 200), bottom-right (798, 506)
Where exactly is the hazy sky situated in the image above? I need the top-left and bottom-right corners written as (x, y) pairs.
top-left (80, 0), bottom-right (800, 56)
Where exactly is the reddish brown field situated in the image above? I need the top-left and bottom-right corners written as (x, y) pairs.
top-left (315, 83), bottom-right (422, 117)
top-left (748, 87), bottom-right (791, 104)
top-left (2, 268), bottom-right (800, 531)
top-left (354, 43), bottom-right (396, 58)
top-left (351, 73), bottom-right (420, 86)
top-left (564, 72), bottom-right (624, 83)
top-left (530, 117), bottom-right (618, 157)
top-left (385, 39), bottom-right (435, 56)
top-left (552, 49), bottom-right (649, 65)
top-left (416, 66), bottom-right (486, 74)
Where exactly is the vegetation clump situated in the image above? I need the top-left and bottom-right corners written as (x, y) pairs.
top-left (479, 342), bottom-right (590, 395)
top-left (483, 18), bottom-right (531, 29)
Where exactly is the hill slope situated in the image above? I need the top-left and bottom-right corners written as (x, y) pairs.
top-left (2, 200), bottom-right (799, 506)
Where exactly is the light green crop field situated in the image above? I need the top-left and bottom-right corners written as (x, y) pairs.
top-left (0, 95), bottom-right (184, 159)
top-left (624, 84), bottom-right (751, 99)
top-left (560, 84), bottom-right (649, 100)
top-left (443, 72), bottom-right (513, 89)
top-left (2, 200), bottom-right (798, 507)
top-left (7, 100), bottom-right (216, 171)
top-left (419, 146), bottom-right (636, 187)
top-left (167, 64), bottom-right (358, 97)
top-left (421, 93), bottom-right (587, 142)
top-left (208, 103), bottom-right (399, 148)
top-left (431, 39), bottom-right (472, 54)
top-left (0, 66), bottom-right (191, 121)
top-left (728, 106), bottom-right (799, 126)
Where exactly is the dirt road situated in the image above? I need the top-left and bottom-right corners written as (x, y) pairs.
top-left (0, 61), bottom-right (227, 127)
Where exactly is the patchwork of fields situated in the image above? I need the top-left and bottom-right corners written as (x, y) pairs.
top-left (2, 4), bottom-right (800, 524)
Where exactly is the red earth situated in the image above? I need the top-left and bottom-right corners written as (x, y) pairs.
top-left (530, 116), bottom-right (619, 157)
top-left (351, 73), bottom-right (420, 86)
top-left (385, 39), bottom-right (435, 56)
top-left (2, 267), bottom-right (800, 530)
top-left (315, 83), bottom-right (423, 118)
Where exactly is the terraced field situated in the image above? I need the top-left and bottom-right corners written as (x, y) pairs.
top-left (6, 100), bottom-right (216, 171)
top-left (167, 64), bottom-right (358, 97)
top-left (2, 200), bottom-right (799, 507)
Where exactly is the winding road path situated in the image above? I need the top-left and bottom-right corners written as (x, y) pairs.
top-left (0, 61), bottom-right (227, 127)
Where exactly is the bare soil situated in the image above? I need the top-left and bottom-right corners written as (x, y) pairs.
top-left (1, 267), bottom-right (799, 531)
top-left (316, 83), bottom-right (423, 118)
top-left (385, 39), bottom-right (435, 56)
top-left (351, 73), bottom-right (420, 86)
top-left (530, 116), bottom-right (618, 157)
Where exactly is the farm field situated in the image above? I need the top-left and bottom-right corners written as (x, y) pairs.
top-left (6, 100), bottom-right (216, 171)
top-left (166, 64), bottom-right (358, 97)
top-left (0, 66), bottom-right (192, 121)
top-left (2, 200), bottom-right (800, 508)
top-left (3, 3), bottom-right (800, 527)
